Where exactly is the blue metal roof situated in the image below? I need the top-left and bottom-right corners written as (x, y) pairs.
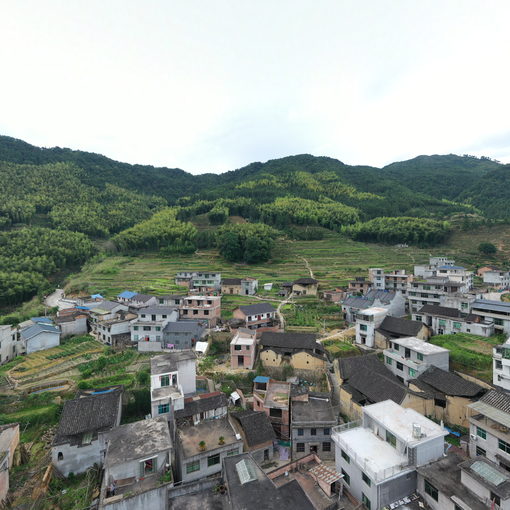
top-left (76, 306), bottom-right (89, 310)
top-left (91, 293), bottom-right (104, 299)
top-left (117, 290), bottom-right (137, 299)
top-left (253, 376), bottom-right (270, 383)
top-left (438, 265), bottom-right (465, 270)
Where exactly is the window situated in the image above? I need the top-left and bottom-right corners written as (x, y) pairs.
top-left (362, 471), bottom-right (371, 486)
top-left (393, 343), bottom-right (399, 351)
top-left (409, 368), bottom-right (416, 378)
top-left (234, 345), bottom-right (242, 351)
top-left (341, 469), bottom-right (350, 485)
top-left (160, 375), bottom-right (170, 387)
top-left (162, 314), bottom-right (167, 318)
top-left (490, 492), bottom-right (501, 506)
top-left (134, 335), bottom-right (139, 341)
top-left (396, 361), bottom-right (403, 371)
top-left (204, 310), bottom-right (209, 315)
top-left (57, 452), bottom-right (63, 461)
top-left (82, 432), bottom-right (93, 445)
top-left (158, 403), bottom-right (170, 414)
top-left (186, 460), bottom-right (200, 474)
top-left (362, 493), bottom-right (371, 510)
top-left (386, 356), bottom-right (392, 365)
top-left (417, 352), bottom-right (423, 361)
top-left (311, 428), bottom-right (317, 436)
top-left (226, 448), bottom-right (239, 456)
top-left (297, 428), bottom-right (304, 436)
top-left (143, 326), bottom-right (151, 331)
top-left (156, 326), bottom-right (161, 332)
top-left (415, 315), bottom-right (422, 322)
top-left (499, 439), bottom-right (510, 454)
top-left (438, 319), bottom-right (446, 326)
top-left (496, 360), bottom-right (503, 370)
top-left (269, 408), bottom-right (282, 418)
top-left (141, 314), bottom-right (146, 318)
top-left (296, 443), bottom-right (305, 452)
top-left (140, 457), bottom-right (156, 476)
top-left (424, 480), bottom-right (438, 501)
top-left (476, 446), bottom-right (486, 457)
top-left (193, 310), bottom-right (198, 315)
top-left (133, 326), bottom-right (139, 331)
top-left (322, 442), bottom-right (331, 452)
top-left (207, 454), bottom-right (221, 467)
top-left (477, 426), bottom-right (487, 440)
top-left (341, 449), bottom-right (350, 463)
top-left (323, 427), bottom-right (330, 435)
top-left (453, 322), bottom-right (462, 329)
top-left (386, 430), bottom-right (397, 447)
top-left (360, 324), bottom-right (367, 331)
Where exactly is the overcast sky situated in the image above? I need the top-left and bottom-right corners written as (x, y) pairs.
top-left (1, 1), bottom-right (509, 174)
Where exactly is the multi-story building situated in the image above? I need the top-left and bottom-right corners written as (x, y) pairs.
top-left (383, 336), bottom-right (449, 384)
top-left (291, 392), bottom-right (337, 461)
top-left (230, 328), bottom-right (257, 369)
top-left (470, 299), bottom-right (510, 334)
top-left (179, 296), bottom-right (221, 327)
top-left (369, 268), bottom-right (412, 294)
top-left (0, 325), bottom-right (21, 364)
top-left (355, 307), bottom-right (388, 348)
top-left (407, 277), bottom-right (464, 313)
top-left (175, 271), bottom-right (222, 292)
top-left (253, 378), bottom-right (291, 440)
top-left (415, 304), bottom-right (494, 337)
top-left (342, 289), bottom-right (406, 323)
top-left (162, 320), bottom-right (206, 350)
top-left (221, 278), bottom-right (258, 295)
top-left (332, 400), bottom-right (447, 510)
top-left (414, 256), bottom-right (456, 279)
top-left (348, 277), bottom-right (372, 295)
top-left (95, 311), bottom-right (137, 346)
top-left (468, 389), bottom-right (510, 469)
top-left (130, 306), bottom-right (179, 345)
top-left (436, 265), bottom-right (474, 291)
top-left (232, 303), bottom-right (278, 331)
top-left (493, 339), bottom-right (510, 391)
top-left (483, 269), bottom-right (510, 288)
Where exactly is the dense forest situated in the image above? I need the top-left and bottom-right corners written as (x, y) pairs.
top-left (0, 134), bottom-right (508, 306)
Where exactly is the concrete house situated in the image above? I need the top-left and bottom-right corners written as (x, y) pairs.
top-left (418, 453), bottom-right (510, 510)
top-left (221, 277), bottom-right (258, 295)
top-left (20, 321), bottom-right (60, 354)
top-left (55, 308), bottom-right (89, 338)
top-left (292, 277), bottom-right (319, 296)
top-left (407, 277), bottom-right (464, 313)
top-left (150, 351), bottom-right (196, 421)
top-left (230, 328), bottom-right (257, 370)
top-left (415, 304), bottom-right (495, 337)
top-left (131, 306), bottom-right (179, 349)
top-left (190, 272), bottom-right (222, 293)
top-left (333, 400), bottom-right (447, 510)
top-left (162, 320), bottom-right (206, 350)
top-left (52, 387), bottom-right (123, 477)
top-left (436, 265), bottom-right (474, 291)
top-left (291, 392), bottom-right (337, 461)
top-left (0, 423), bottom-right (19, 504)
top-left (128, 293), bottom-right (159, 309)
top-left (348, 277), bottom-right (372, 295)
top-left (383, 336), bottom-right (450, 384)
top-left (467, 389), bottom-right (510, 469)
top-left (493, 338), bottom-right (510, 391)
top-left (253, 378), bottom-right (291, 440)
top-left (96, 311), bottom-right (137, 347)
top-left (99, 417), bottom-right (173, 510)
top-left (179, 296), bottom-right (221, 327)
top-left (369, 268), bottom-right (412, 294)
top-left (157, 294), bottom-right (184, 307)
top-left (414, 256), bottom-right (456, 279)
top-left (232, 302), bottom-right (278, 331)
top-left (174, 391), bottom-right (228, 427)
top-left (374, 316), bottom-right (430, 350)
top-left (0, 325), bottom-right (21, 364)
top-left (116, 290), bottom-right (137, 303)
top-left (409, 366), bottom-right (486, 427)
top-left (483, 269), bottom-right (510, 288)
top-left (342, 289), bottom-right (406, 324)
top-left (470, 299), bottom-right (510, 334)
top-left (175, 416), bottom-right (243, 483)
top-left (89, 301), bottom-right (129, 328)
top-left (355, 307), bottom-right (388, 348)
top-left (258, 332), bottom-right (327, 372)
top-left (230, 410), bottom-right (277, 465)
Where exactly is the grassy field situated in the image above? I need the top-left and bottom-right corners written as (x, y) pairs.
top-left (429, 332), bottom-right (505, 382)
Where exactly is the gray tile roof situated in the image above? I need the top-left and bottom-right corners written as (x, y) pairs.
top-left (418, 304), bottom-right (463, 318)
top-left (259, 332), bottom-right (321, 351)
top-left (479, 389), bottom-right (510, 413)
top-left (163, 320), bottom-right (205, 335)
top-left (20, 323), bottom-right (60, 340)
top-left (222, 278), bottom-right (242, 285)
top-left (174, 392), bottom-right (228, 420)
top-left (338, 354), bottom-right (389, 380)
top-left (231, 410), bottom-right (276, 447)
top-left (293, 278), bottom-right (318, 285)
top-left (376, 316), bottom-right (424, 337)
top-left (238, 303), bottom-right (276, 315)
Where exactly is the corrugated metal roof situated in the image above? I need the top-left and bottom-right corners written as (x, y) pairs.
top-left (468, 401), bottom-right (510, 429)
top-left (472, 299), bottom-right (510, 313)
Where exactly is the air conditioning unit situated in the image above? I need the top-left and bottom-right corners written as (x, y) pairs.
top-left (470, 433), bottom-right (477, 441)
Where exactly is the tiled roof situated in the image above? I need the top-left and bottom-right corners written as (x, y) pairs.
top-left (231, 410), bottom-right (276, 447)
top-left (293, 278), bottom-right (318, 285)
top-left (222, 278), bottom-right (242, 285)
top-left (259, 332), bottom-right (321, 351)
top-left (238, 303), bottom-right (276, 315)
top-left (338, 353), bottom-right (389, 380)
top-left (479, 389), bottom-right (510, 413)
top-left (411, 366), bottom-right (484, 397)
top-left (376, 316), bottom-right (424, 337)
top-left (20, 323), bottom-right (60, 340)
top-left (174, 391), bottom-right (228, 420)
top-left (418, 304), bottom-right (463, 318)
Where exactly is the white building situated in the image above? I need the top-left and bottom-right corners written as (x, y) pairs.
top-left (414, 256), bottom-right (456, 279)
top-left (368, 268), bottom-right (412, 294)
top-left (0, 326), bottom-right (21, 364)
top-left (493, 338), bottom-right (510, 391)
top-left (131, 306), bottom-right (179, 345)
top-left (436, 265), bottom-right (474, 291)
top-left (20, 321), bottom-right (60, 354)
top-left (383, 336), bottom-right (449, 384)
top-left (407, 278), bottom-right (464, 313)
top-left (355, 307), bottom-right (388, 348)
top-left (333, 400), bottom-right (447, 510)
top-left (471, 299), bottom-right (510, 334)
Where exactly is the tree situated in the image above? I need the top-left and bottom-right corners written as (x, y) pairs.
top-left (479, 242), bottom-right (497, 255)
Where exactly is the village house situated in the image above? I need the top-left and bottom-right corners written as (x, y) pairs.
top-left (348, 276), bottom-right (372, 295)
top-left (0, 325), bottom-right (21, 364)
top-left (383, 336), bottom-right (450, 384)
top-left (417, 453), bottom-right (510, 510)
top-left (174, 391), bottom-right (228, 427)
top-left (493, 338), bottom-right (510, 391)
top-left (258, 332), bottom-right (327, 372)
top-left (89, 301), bottom-right (129, 332)
top-left (221, 277), bottom-right (258, 295)
top-left (470, 299), bottom-right (510, 334)
top-left (175, 416), bottom-right (243, 483)
top-left (253, 378), bottom-right (291, 440)
top-left (436, 264), bottom-right (474, 291)
top-left (162, 320), bottom-right (206, 350)
top-left (75, 294), bottom-right (104, 307)
top-left (467, 389), bottom-right (510, 470)
top-left (369, 268), bottom-right (413, 294)
top-left (321, 287), bottom-right (346, 303)
top-left (176, 271), bottom-right (222, 292)
top-left (131, 305), bottom-right (179, 349)
top-left (150, 351), bottom-right (196, 422)
top-left (415, 304), bottom-right (495, 337)
top-left (179, 295), bottom-right (221, 327)
top-left (483, 268), bottom-right (510, 288)
top-left (20, 319), bottom-right (61, 354)
top-left (414, 256), bottom-right (456, 278)
top-left (478, 265), bottom-right (502, 277)
top-left (291, 392), bottom-right (337, 461)
top-left (128, 293), bottom-right (159, 309)
top-left (55, 307), bottom-right (89, 338)
top-left (342, 289), bottom-right (406, 323)
top-left (0, 423), bottom-right (19, 504)
top-left (52, 386), bottom-right (123, 477)
top-left (157, 294), bottom-right (184, 306)
top-left (230, 328), bottom-right (257, 370)
top-left (95, 310), bottom-right (137, 347)
top-left (333, 400), bottom-right (447, 510)
top-left (232, 302), bottom-right (278, 332)
top-left (374, 315), bottom-right (430, 349)
top-left (407, 277), bottom-right (465, 313)
top-left (116, 290), bottom-right (137, 303)
top-left (292, 277), bottom-right (319, 296)
top-left (230, 410), bottom-right (277, 465)
top-left (409, 365), bottom-right (486, 427)
top-left (354, 306), bottom-right (388, 348)
top-left (99, 417), bottom-right (173, 510)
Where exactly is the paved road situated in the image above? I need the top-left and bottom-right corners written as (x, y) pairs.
top-left (44, 288), bottom-right (76, 310)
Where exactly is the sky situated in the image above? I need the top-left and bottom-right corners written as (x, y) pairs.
top-left (1, 1), bottom-right (510, 174)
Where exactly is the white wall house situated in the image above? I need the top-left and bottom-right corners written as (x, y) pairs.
top-left (333, 400), bottom-right (447, 510)
top-left (383, 336), bottom-right (449, 384)
top-left (0, 326), bottom-right (21, 364)
top-left (483, 270), bottom-right (510, 288)
top-left (131, 306), bottom-right (179, 345)
top-left (20, 322), bottom-right (60, 354)
top-left (471, 299), bottom-right (510, 334)
top-left (355, 307), bottom-right (388, 348)
top-left (493, 339), bottom-right (510, 391)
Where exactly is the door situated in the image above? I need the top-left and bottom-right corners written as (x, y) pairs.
top-left (238, 355), bottom-right (244, 367)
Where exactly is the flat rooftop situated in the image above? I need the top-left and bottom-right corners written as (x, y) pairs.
top-left (265, 382), bottom-right (290, 409)
top-left (150, 351), bottom-right (197, 375)
top-left (231, 331), bottom-right (256, 345)
top-left (151, 385), bottom-right (182, 401)
top-left (391, 336), bottom-right (449, 354)
top-left (359, 307), bottom-right (387, 315)
top-left (177, 417), bottom-right (239, 458)
top-left (335, 427), bottom-right (408, 479)
top-left (365, 400), bottom-right (447, 444)
top-left (292, 396), bottom-right (336, 426)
